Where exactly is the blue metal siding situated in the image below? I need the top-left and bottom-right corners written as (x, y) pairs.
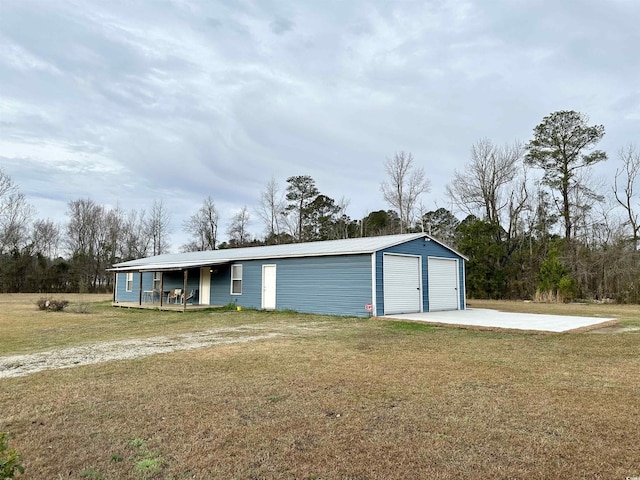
top-left (113, 236), bottom-right (463, 315)
top-left (210, 262), bottom-right (276, 308)
top-left (275, 255), bottom-right (372, 316)
top-left (376, 237), bottom-right (466, 315)
top-left (210, 254), bottom-right (372, 316)
top-left (115, 272), bottom-right (152, 302)
top-left (210, 262), bottom-right (263, 307)
top-left (115, 272), bottom-right (133, 302)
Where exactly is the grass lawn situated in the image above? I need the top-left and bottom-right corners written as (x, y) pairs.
top-left (1, 295), bottom-right (639, 479)
top-left (0, 293), bottom-right (316, 356)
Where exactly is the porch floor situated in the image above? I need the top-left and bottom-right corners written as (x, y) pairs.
top-left (112, 302), bottom-right (224, 312)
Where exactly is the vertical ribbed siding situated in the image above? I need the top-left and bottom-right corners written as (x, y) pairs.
top-left (209, 254), bottom-right (372, 316)
top-left (382, 254), bottom-right (421, 314)
top-left (377, 237), bottom-right (466, 314)
top-left (210, 264), bottom-right (231, 305)
top-left (275, 255), bottom-right (372, 316)
top-left (427, 257), bottom-right (459, 311)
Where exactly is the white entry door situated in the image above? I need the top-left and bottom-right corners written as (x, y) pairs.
top-left (428, 257), bottom-right (459, 311)
top-left (262, 265), bottom-right (277, 310)
top-left (199, 267), bottom-right (211, 305)
top-left (383, 254), bottom-right (422, 315)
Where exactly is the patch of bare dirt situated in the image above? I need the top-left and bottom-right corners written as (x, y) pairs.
top-left (0, 323), bottom-right (327, 379)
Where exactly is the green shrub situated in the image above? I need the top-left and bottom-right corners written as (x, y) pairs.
top-left (36, 298), bottom-right (69, 311)
top-left (558, 275), bottom-right (578, 302)
top-left (536, 251), bottom-right (578, 302)
top-left (0, 432), bottom-right (24, 479)
top-left (537, 253), bottom-right (567, 293)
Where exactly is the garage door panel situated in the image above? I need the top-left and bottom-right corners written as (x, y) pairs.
top-left (383, 254), bottom-right (421, 314)
top-left (428, 257), bottom-right (459, 311)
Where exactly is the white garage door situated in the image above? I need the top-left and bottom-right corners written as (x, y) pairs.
top-left (428, 257), bottom-right (459, 311)
top-left (383, 254), bottom-right (422, 315)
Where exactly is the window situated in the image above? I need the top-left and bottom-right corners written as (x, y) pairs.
top-left (231, 264), bottom-right (242, 294)
top-left (126, 272), bottom-right (133, 292)
top-left (153, 272), bottom-right (161, 291)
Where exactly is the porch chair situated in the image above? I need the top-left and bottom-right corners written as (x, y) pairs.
top-left (183, 289), bottom-right (197, 305)
top-left (167, 288), bottom-right (182, 303)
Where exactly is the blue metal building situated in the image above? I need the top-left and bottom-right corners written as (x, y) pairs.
top-left (110, 233), bottom-right (467, 317)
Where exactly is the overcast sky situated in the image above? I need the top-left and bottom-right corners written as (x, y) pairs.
top-left (1, 0), bottom-right (639, 250)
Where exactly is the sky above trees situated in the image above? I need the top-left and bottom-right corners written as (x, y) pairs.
top-left (1, 1), bottom-right (639, 247)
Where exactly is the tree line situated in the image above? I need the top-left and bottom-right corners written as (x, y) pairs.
top-left (2, 110), bottom-right (640, 302)
top-left (447, 110), bottom-right (639, 303)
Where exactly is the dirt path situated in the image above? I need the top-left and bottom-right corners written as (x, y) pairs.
top-left (0, 323), bottom-right (327, 379)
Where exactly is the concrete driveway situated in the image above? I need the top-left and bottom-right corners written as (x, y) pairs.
top-left (384, 308), bottom-right (616, 333)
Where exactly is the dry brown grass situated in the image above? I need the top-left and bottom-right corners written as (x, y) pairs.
top-left (1, 297), bottom-right (640, 479)
top-left (0, 294), bottom-right (303, 355)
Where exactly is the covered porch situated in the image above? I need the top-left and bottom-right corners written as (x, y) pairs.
top-left (111, 302), bottom-right (223, 312)
top-left (110, 259), bottom-right (231, 312)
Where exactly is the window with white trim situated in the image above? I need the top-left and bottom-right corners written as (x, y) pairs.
top-left (153, 272), bottom-right (161, 291)
top-left (126, 272), bottom-right (133, 292)
top-left (231, 264), bottom-right (242, 295)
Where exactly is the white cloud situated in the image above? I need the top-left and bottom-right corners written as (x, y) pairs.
top-left (0, 0), bottom-right (639, 249)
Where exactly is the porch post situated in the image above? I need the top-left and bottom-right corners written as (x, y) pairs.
top-left (112, 272), bottom-right (116, 303)
top-left (138, 271), bottom-right (143, 306)
top-left (160, 272), bottom-right (164, 307)
top-left (183, 270), bottom-right (188, 312)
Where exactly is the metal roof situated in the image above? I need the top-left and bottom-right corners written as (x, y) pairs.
top-left (109, 233), bottom-right (467, 272)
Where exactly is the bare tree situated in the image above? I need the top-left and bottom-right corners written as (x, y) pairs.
top-left (119, 209), bottom-right (150, 260)
top-left (587, 205), bottom-right (632, 300)
top-left (613, 144), bottom-right (640, 249)
top-left (65, 201), bottom-right (146, 288)
top-left (505, 162), bottom-right (531, 240)
top-left (381, 151), bottom-right (430, 233)
top-left (145, 199), bottom-right (171, 255)
top-left (256, 177), bottom-right (285, 243)
top-left (279, 206), bottom-right (298, 241)
top-left (96, 206), bottom-right (125, 284)
top-left (31, 219), bottom-right (60, 258)
top-left (65, 198), bottom-right (102, 258)
top-left (446, 139), bottom-right (522, 226)
top-left (182, 196), bottom-right (219, 252)
top-left (65, 198), bottom-right (104, 289)
top-left (227, 206), bottom-right (251, 247)
top-left (333, 197), bottom-right (353, 239)
top-left (0, 169), bottom-right (35, 253)
top-left (569, 168), bottom-right (605, 244)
